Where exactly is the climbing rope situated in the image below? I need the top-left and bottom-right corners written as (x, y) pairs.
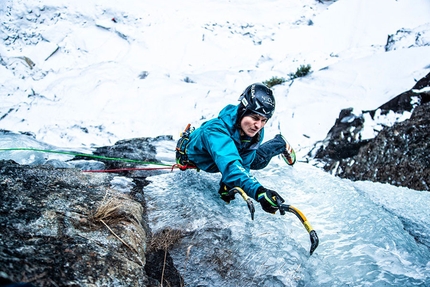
top-left (0, 147), bottom-right (196, 173)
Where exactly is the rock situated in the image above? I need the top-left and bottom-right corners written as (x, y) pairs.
top-left (92, 137), bottom-right (157, 168)
top-left (338, 102), bottom-right (430, 191)
top-left (312, 72), bottom-right (430, 191)
top-left (0, 160), bottom-right (149, 286)
top-left (0, 135), bottom-right (184, 286)
top-left (145, 249), bottom-right (184, 287)
top-left (313, 107), bottom-right (370, 162)
top-left (72, 135), bottom-right (172, 171)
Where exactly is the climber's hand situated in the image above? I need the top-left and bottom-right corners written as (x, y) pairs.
top-left (256, 186), bottom-right (285, 214)
top-left (218, 183), bottom-right (235, 203)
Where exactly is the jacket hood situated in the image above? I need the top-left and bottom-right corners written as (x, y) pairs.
top-left (218, 104), bottom-right (241, 136)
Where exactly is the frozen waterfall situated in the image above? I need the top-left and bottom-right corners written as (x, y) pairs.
top-left (145, 141), bottom-right (430, 286)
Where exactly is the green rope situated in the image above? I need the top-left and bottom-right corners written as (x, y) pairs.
top-left (0, 147), bottom-right (172, 167)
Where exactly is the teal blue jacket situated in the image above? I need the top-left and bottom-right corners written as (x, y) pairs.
top-left (186, 104), bottom-right (263, 199)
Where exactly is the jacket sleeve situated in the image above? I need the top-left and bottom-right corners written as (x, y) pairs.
top-left (201, 126), bottom-right (262, 200)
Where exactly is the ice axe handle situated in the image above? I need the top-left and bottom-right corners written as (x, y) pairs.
top-left (276, 197), bottom-right (285, 215)
top-left (279, 204), bottom-right (319, 256)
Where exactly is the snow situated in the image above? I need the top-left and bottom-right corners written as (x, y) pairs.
top-left (1, 0), bottom-right (430, 286)
top-left (2, 0), bottom-right (429, 152)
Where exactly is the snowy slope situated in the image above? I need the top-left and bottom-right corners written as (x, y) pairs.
top-left (1, 0), bottom-right (429, 154)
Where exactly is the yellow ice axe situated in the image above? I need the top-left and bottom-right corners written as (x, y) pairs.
top-left (229, 187), bottom-right (319, 256)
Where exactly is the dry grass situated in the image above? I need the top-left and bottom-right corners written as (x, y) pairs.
top-left (149, 227), bottom-right (183, 251)
top-left (149, 227), bottom-right (183, 287)
top-left (89, 193), bottom-right (145, 265)
top-left (90, 197), bottom-right (126, 225)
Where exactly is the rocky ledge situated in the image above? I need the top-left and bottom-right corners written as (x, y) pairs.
top-left (0, 136), bottom-right (183, 287)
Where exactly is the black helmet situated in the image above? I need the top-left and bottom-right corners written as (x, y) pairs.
top-left (238, 83), bottom-right (275, 119)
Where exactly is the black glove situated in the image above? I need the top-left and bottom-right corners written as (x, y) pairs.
top-left (218, 183), bottom-right (235, 203)
top-left (256, 186), bottom-right (285, 214)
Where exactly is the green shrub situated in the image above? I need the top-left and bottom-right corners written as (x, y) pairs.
top-left (263, 64), bottom-right (312, 88)
top-left (262, 76), bottom-right (287, 88)
top-left (288, 64), bottom-right (312, 80)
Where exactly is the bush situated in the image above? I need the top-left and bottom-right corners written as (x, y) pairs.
top-left (262, 76), bottom-right (287, 88)
top-left (263, 64), bottom-right (312, 88)
top-left (289, 64), bottom-right (312, 80)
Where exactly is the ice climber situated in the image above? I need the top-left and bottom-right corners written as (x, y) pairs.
top-left (175, 83), bottom-right (296, 214)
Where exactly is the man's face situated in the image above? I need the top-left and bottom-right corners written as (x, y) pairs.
top-left (240, 113), bottom-right (268, 137)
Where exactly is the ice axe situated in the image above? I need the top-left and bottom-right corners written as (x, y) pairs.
top-left (229, 187), bottom-right (319, 256)
top-left (276, 197), bottom-right (319, 256)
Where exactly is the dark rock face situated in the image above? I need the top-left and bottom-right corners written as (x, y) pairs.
top-left (0, 161), bottom-right (149, 286)
top-left (145, 249), bottom-right (184, 287)
top-left (339, 102), bottom-right (430, 191)
top-left (73, 136), bottom-right (172, 171)
top-left (313, 72), bottom-right (430, 191)
top-left (0, 136), bottom-right (184, 287)
top-left (313, 107), bottom-right (371, 163)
